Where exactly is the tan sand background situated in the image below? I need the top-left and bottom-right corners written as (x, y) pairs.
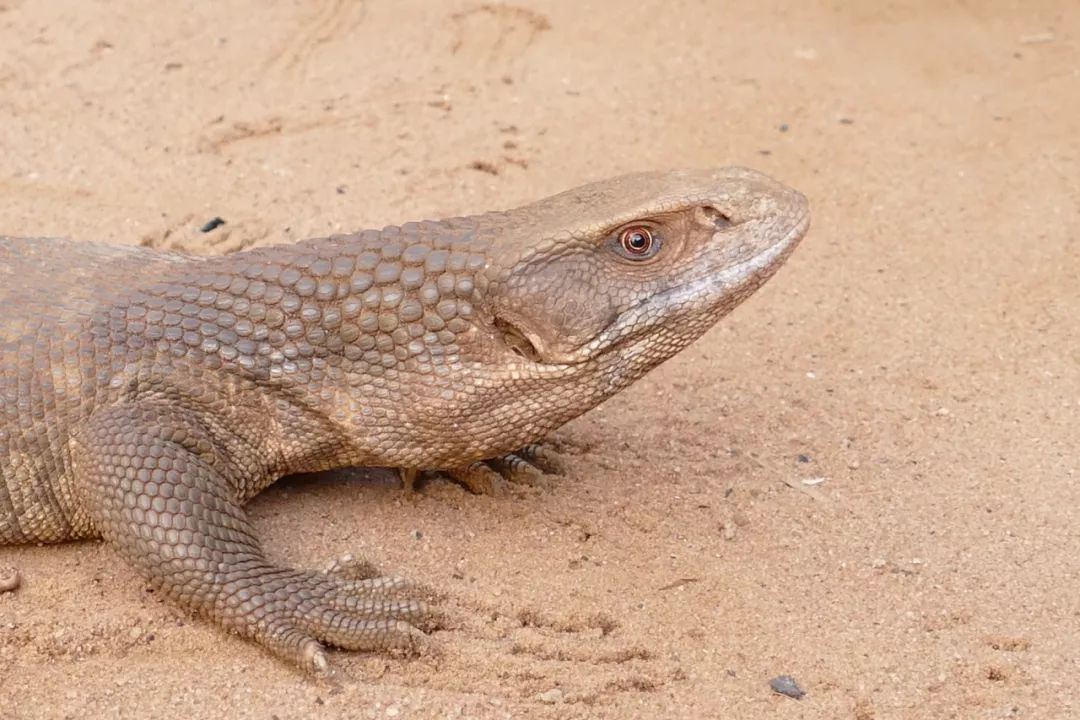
top-left (1, 1), bottom-right (1078, 718)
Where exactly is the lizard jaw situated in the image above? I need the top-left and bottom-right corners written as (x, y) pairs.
top-left (558, 207), bottom-right (809, 365)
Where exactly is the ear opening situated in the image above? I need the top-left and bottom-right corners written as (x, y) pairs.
top-left (494, 316), bottom-right (541, 362)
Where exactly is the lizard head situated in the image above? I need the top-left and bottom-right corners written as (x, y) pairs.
top-left (482, 167), bottom-right (810, 375)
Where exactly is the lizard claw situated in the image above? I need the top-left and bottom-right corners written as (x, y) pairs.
top-left (304, 640), bottom-right (331, 675)
top-left (0, 566), bottom-right (20, 593)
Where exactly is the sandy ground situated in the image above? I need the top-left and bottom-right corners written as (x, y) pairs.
top-left (1, 1), bottom-right (1078, 718)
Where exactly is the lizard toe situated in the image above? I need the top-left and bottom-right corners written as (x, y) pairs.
top-left (299, 614), bottom-right (428, 655)
top-left (322, 552), bottom-right (382, 581)
top-left (516, 443), bottom-right (570, 475)
top-left (487, 453), bottom-right (551, 487)
top-left (302, 571), bottom-right (432, 654)
top-left (332, 574), bottom-right (415, 597)
top-left (439, 462), bottom-right (508, 496)
top-left (322, 590), bottom-right (429, 621)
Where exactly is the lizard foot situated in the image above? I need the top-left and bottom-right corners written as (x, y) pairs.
top-left (227, 565), bottom-right (432, 674)
top-left (514, 442), bottom-right (571, 476)
top-left (434, 442), bottom-right (571, 495)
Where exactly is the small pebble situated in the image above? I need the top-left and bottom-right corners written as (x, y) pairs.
top-left (537, 688), bottom-right (563, 704)
top-left (769, 674), bottom-right (806, 699)
top-left (199, 217), bottom-right (226, 233)
top-left (410, 529), bottom-right (423, 541)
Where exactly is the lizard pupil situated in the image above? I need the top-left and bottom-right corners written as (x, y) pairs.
top-left (620, 227), bottom-right (654, 256)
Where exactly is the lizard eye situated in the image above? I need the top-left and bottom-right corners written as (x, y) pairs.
top-left (617, 226), bottom-right (659, 259)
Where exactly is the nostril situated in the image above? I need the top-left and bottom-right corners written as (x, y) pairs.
top-left (701, 205), bottom-right (734, 229)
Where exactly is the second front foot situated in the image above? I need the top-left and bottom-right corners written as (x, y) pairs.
top-left (400, 443), bottom-right (573, 496)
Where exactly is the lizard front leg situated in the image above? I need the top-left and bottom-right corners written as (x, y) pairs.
top-left (70, 402), bottom-right (428, 673)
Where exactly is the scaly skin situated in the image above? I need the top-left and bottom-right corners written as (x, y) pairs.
top-left (0, 167), bottom-right (809, 672)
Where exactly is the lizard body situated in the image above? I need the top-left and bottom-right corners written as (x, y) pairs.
top-left (0, 167), bottom-right (809, 671)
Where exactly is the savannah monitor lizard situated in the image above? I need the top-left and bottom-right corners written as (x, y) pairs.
top-left (0, 167), bottom-right (809, 673)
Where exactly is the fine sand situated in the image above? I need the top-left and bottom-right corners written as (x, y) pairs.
top-left (1, 2), bottom-right (1077, 718)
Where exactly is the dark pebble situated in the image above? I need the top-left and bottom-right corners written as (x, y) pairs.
top-left (200, 217), bottom-right (226, 233)
top-left (770, 675), bottom-right (806, 699)
top-left (797, 454), bottom-right (811, 463)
